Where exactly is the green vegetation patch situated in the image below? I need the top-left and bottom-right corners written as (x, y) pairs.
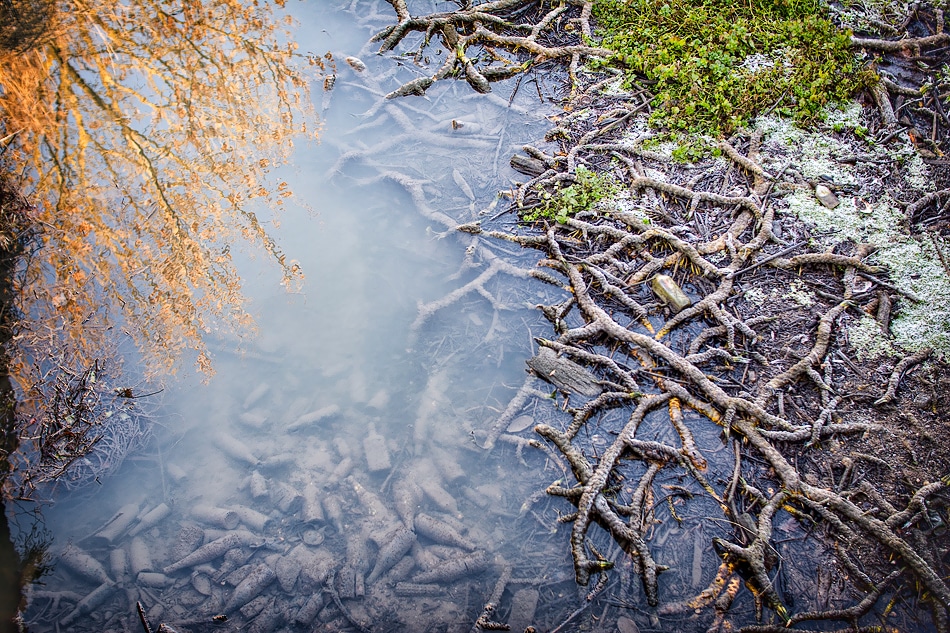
top-left (592, 0), bottom-right (875, 135)
top-left (521, 165), bottom-right (618, 223)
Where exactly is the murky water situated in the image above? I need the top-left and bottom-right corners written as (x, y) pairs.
top-left (10, 2), bottom-right (601, 631)
top-left (5, 2), bottom-right (800, 631)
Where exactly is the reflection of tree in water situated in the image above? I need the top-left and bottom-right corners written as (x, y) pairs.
top-left (0, 0), bottom-right (319, 493)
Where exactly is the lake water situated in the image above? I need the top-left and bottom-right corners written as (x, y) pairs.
top-left (11, 2), bottom-right (604, 631)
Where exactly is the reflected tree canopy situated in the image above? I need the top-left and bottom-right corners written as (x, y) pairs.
top-left (0, 0), bottom-right (319, 494)
top-left (0, 0), bottom-right (315, 377)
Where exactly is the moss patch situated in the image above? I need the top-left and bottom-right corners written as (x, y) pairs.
top-left (521, 165), bottom-right (618, 223)
top-left (591, 0), bottom-right (875, 135)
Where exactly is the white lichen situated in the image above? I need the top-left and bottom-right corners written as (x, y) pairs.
top-left (784, 279), bottom-right (814, 307)
top-left (823, 101), bottom-right (865, 129)
top-left (598, 188), bottom-right (651, 225)
top-left (874, 238), bottom-right (950, 357)
top-left (739, 49), bottom-right (793, 80)
top-left (846, 314), bottom-right (897, 360)
top-left (754, 105), bottom-right (948, 359)
top-left (744, 287), bottom-right (767, 306)
top-left (739, 53), bottom-right (776, 74)
top-left (829, 0), bottom-right (911, 38)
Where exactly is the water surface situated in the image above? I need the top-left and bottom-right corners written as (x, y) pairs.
top-left (14, 2), bottom-right (601, 631)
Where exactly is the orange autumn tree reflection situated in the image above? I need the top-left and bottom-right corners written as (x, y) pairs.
top-left (0, 0), bottom-right (318, 375)
top-left (0, 0), bottom-right (322, 492)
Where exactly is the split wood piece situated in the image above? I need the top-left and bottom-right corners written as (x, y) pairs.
top-left (526, 347), bottom-right (603, 397)
top-left (535, 338), bottom-right (640, 396)
top-left (510, 154), bottom-right (548, 177)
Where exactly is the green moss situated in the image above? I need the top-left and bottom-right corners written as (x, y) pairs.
top-left (521, 166), bottom-right (618, 223)
top-left (591, 0), bottom-right (875, 135)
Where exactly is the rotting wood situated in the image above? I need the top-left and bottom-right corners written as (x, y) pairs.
top-left (526, 347), bottom-right (603, 397)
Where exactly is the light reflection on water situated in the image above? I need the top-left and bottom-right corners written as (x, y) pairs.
top-left (14, 2), bottom-right (602, 631)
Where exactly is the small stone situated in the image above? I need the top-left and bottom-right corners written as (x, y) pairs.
top-left (506, 414), bottom-right (534, 433)
top-left (345, 56), bottom-right (366, 72)
top-left (814, 184), bottom-right (839, 209)
top-left (914, 393), bottom-right (933, 409)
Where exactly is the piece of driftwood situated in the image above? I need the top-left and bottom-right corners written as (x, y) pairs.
top-left (526, 347), bottom-right (602, 397)
top-left (510, 154), bottom-right (548, 177)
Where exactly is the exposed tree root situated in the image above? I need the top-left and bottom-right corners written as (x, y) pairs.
top-left (373, 0), bottom-right (611, 98)
top-left (366, 2), bottom-right (950, 629)
top-left (476, 73), bottom-right (950, 629)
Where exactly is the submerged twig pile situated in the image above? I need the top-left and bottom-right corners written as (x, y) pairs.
top-left (9, 344), bottom-right (159, 497)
